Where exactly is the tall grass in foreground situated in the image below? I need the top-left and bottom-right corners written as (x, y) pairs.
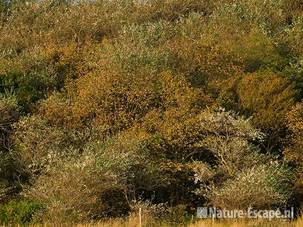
top-left (25, 216), bottom-right (303, 227)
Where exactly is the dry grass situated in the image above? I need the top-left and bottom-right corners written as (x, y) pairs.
top-left (24, 215), bottom-right (303, 227)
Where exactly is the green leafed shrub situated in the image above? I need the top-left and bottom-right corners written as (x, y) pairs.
top-left (0, 199), bottom-right (41, 225)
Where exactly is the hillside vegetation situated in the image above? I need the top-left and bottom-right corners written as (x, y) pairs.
top-left (0, 0), bottom-right (303, 225)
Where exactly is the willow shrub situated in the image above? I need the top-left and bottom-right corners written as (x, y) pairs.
top-left (19, 106), bottom-right (296, 221)
top-left (2, 0), bottom-right (303, 223)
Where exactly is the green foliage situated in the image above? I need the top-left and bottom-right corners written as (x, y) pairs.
top-left (0, 95), bottom-right (19, 144)
top-left (0, 95), bottom-right (22, 203)
top-left (0, 199), bottom-right (41, 225)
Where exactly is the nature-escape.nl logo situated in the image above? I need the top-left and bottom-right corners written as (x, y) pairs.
top-left (197, 207), bottom-right (295, 220)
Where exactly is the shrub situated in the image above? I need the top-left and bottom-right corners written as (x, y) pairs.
top-left (203, 163), bottom-right (295, 209)
top-left (1, 0), bottom-right (302, 223)
top-left (218, 71), bottom-right (296, 152)
top-left (284, 103), bottom-right (303, 208)
top-left (0, 95), bottom-right (22, 202)
top-left (24, 132), bottom-right (153, 221)
top-left (0, 95), bottom-right (19, 150)
top-left (0, 199), bottom-right (41, 225)
top-left (14, 115), bottom-right (90, 176)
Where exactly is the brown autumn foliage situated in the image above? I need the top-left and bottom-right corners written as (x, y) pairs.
top-left (0, 0), bottom-right (302, 225)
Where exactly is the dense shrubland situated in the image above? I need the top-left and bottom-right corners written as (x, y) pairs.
top-left (0, 0), bottom-right (303, 225)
